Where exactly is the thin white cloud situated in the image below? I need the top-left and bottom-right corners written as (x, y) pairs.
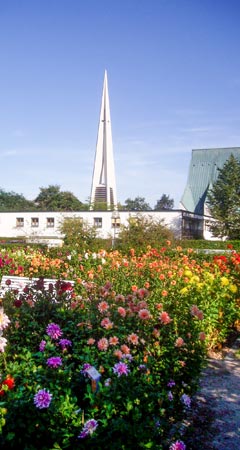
top-left (2, 150), bottom-right (17, 156)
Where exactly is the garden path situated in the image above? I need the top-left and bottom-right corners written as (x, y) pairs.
top-left (185, 336), bottom-right (240, 449)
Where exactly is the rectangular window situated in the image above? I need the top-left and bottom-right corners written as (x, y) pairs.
top-left (111, 217), bottom-right (121, 228)
top-left (94, 217), bottom-right (102, 228)
top-left (47, 217), bottom-right (55, 228)
top-left (16, 217), bottom-right (24, 227)
top-left (31, 217), bottom-right (39, 228)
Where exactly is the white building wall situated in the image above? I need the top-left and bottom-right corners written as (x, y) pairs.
top-left (0, 210), bottom-right (184, 246)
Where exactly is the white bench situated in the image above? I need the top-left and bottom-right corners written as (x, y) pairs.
top-left (0, 275), bottom-right (74, 296)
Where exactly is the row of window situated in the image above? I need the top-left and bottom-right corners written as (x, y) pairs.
top-left (16, 218), bottom-right (55, 228)
top-left (15, 217), bottom-right (122, 229)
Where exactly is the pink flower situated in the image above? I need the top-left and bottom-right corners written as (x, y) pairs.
top-left (138, 308), bottom-right (151, 320)
top-left (152, 328), bottom-right (160, 338)
top-left (127, 333), bottom-right (139, 345)
top-left (115, 294), bottom-right (125, 302)
top-left (87, 338), bottom-right (95, 345)
top-left (117, 307), bottom-right (126, 317)
top-left (98, 301), bottom-right (109, 313)
top-left (190, 304), bottom-right (204, 319)
top-left (196, 310), bottom-right (204, 320)
top-left (199, 332), bottom-right (206, 341)
top-left (113, 362), bottom-right (130, 377)
top-left (0, 308), bottom-right (10, 331)
top-left (97, 338), bottom-right (109, 351)
top-left (109, 336), bottom-right (119, 346)
top-left (100, 318), bottom-right (113, 329)
top-left (159, 311), bottom-right (172, 324)
top-left (121, 344), bottom-right (130, 354)
top-left (114, 349), bottom-right (123, 359)
top-left (175, 337), bottom-right (185, 347)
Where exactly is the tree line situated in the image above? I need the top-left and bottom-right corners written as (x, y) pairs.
top-left (1, 154), bottom-right (239, 239)
top-left (0, 185), bottom-right (174, 212)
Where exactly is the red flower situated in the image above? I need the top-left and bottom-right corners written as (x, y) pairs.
top-left (0, 375), bottom-right (15, 395)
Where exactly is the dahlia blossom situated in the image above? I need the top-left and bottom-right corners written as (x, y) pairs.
top-left (0, 337), bottom-right (8, 353)
top-left (78, 419), bottom-right (98, 438)
top-left (59, 338), bottom-right (72, 350)
top-left (169, 440), bottom-right (186, 450)
top-left (181, 393), bottom-right (191, 408)
top-left (0, 308), bottom-right (10, 331)
top-left (39, 340), bottom-right (46, 352)
top-left (47, 356), bottom-right (62, 368)
top-left (112, 362), bottom-right (130, 377)
top-left (46, 323), bottom-right (62, 340)
top-left (34, 388), bottom-right (52, 409)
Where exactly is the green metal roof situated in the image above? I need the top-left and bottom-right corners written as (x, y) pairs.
top-left (180, 147), bottom-right (240, 214)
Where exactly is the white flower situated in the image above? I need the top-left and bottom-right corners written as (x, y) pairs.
top-left (0, 308), bottom-right (10, 331)
top-left (0, 337), bottom-right (8, 352)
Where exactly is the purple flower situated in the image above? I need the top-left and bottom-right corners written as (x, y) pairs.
top-left (59, 339), bottom-right (72, 350)
top-left (81, 363), bottom-right (92, 374)
top-left (168, 391), bottom-right (173, 401)
top-left (169, 440), bottom-right (186, 450)
top-left (47, 356), bottom-right (62, 368)
top-left (46, 323), bottom-right (62, 340)
top-left (78, 419), bottom-right (98, 438)
top-left (34, 388), bottom-right (52, 409)
top-left (167, 379), bottom-right (176, 387)
top-left (181, 393), bottom-right (191, 408)
top-left (39, 340), bottom-right (46, 352)
top-left (112, 362), bottom-right (130, 377)
top-left (138, 364), bottom-right (147, 372)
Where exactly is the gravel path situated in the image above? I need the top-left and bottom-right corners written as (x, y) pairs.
top-left (185, 337), bottom-right (240, 449)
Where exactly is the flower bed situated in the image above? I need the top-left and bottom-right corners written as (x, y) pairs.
top-left (0, 244), bottom-right (239, 449)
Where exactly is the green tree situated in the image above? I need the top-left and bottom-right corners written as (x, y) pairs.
top-left (117, 214), bottom-right (174, 251)
top-left (154, 194), bottom-right (174, 210)
top-left (0, 189), bottom-right (35, 211)
top-left (207, 154), bottom-right (240, 239)
top-left (123, 197), bottom-right (151, 211)
top-left (59, 217), bottom-right (100, 250)
top-left (35, 185), bottom-right (84, 211)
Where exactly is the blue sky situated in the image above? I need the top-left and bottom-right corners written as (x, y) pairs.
top-left (0, 0), bottom-right (240, 208)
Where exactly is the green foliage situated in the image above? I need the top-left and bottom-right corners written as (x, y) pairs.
top-left (59, 217), bottom-right (100, 250)
top-left (35, 185), bottom-right (85, 211)
top-left (0, 188), bottom-right (35, 211)
top-left (116, 215), bottom-right (174, 252)
top-left (207, 154), bottom-right (240, 239)
top-left (154, 194), bottom-right (174, 210)
top-left (123, 197), bottom-right (151, 211)
top-left (90, 201), bottom-right (108, 211)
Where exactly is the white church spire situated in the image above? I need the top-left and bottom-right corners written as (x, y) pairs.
top-left (90, 71), bottom-right (117, 210)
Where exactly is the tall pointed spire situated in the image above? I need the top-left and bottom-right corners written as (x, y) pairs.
top-left (90, 71), bottom-right (117, 210)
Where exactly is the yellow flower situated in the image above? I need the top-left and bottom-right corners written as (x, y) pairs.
top-left (229, 284), bottom-right (237, 293)
top-left (204, 272), bottom-right (214, 283)
top-left (220, 277), bottom-right (229, 286)
top-left (184, 270), bottom-right (192, 278)
top-left (180, 287), bottom-right (188, 295)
